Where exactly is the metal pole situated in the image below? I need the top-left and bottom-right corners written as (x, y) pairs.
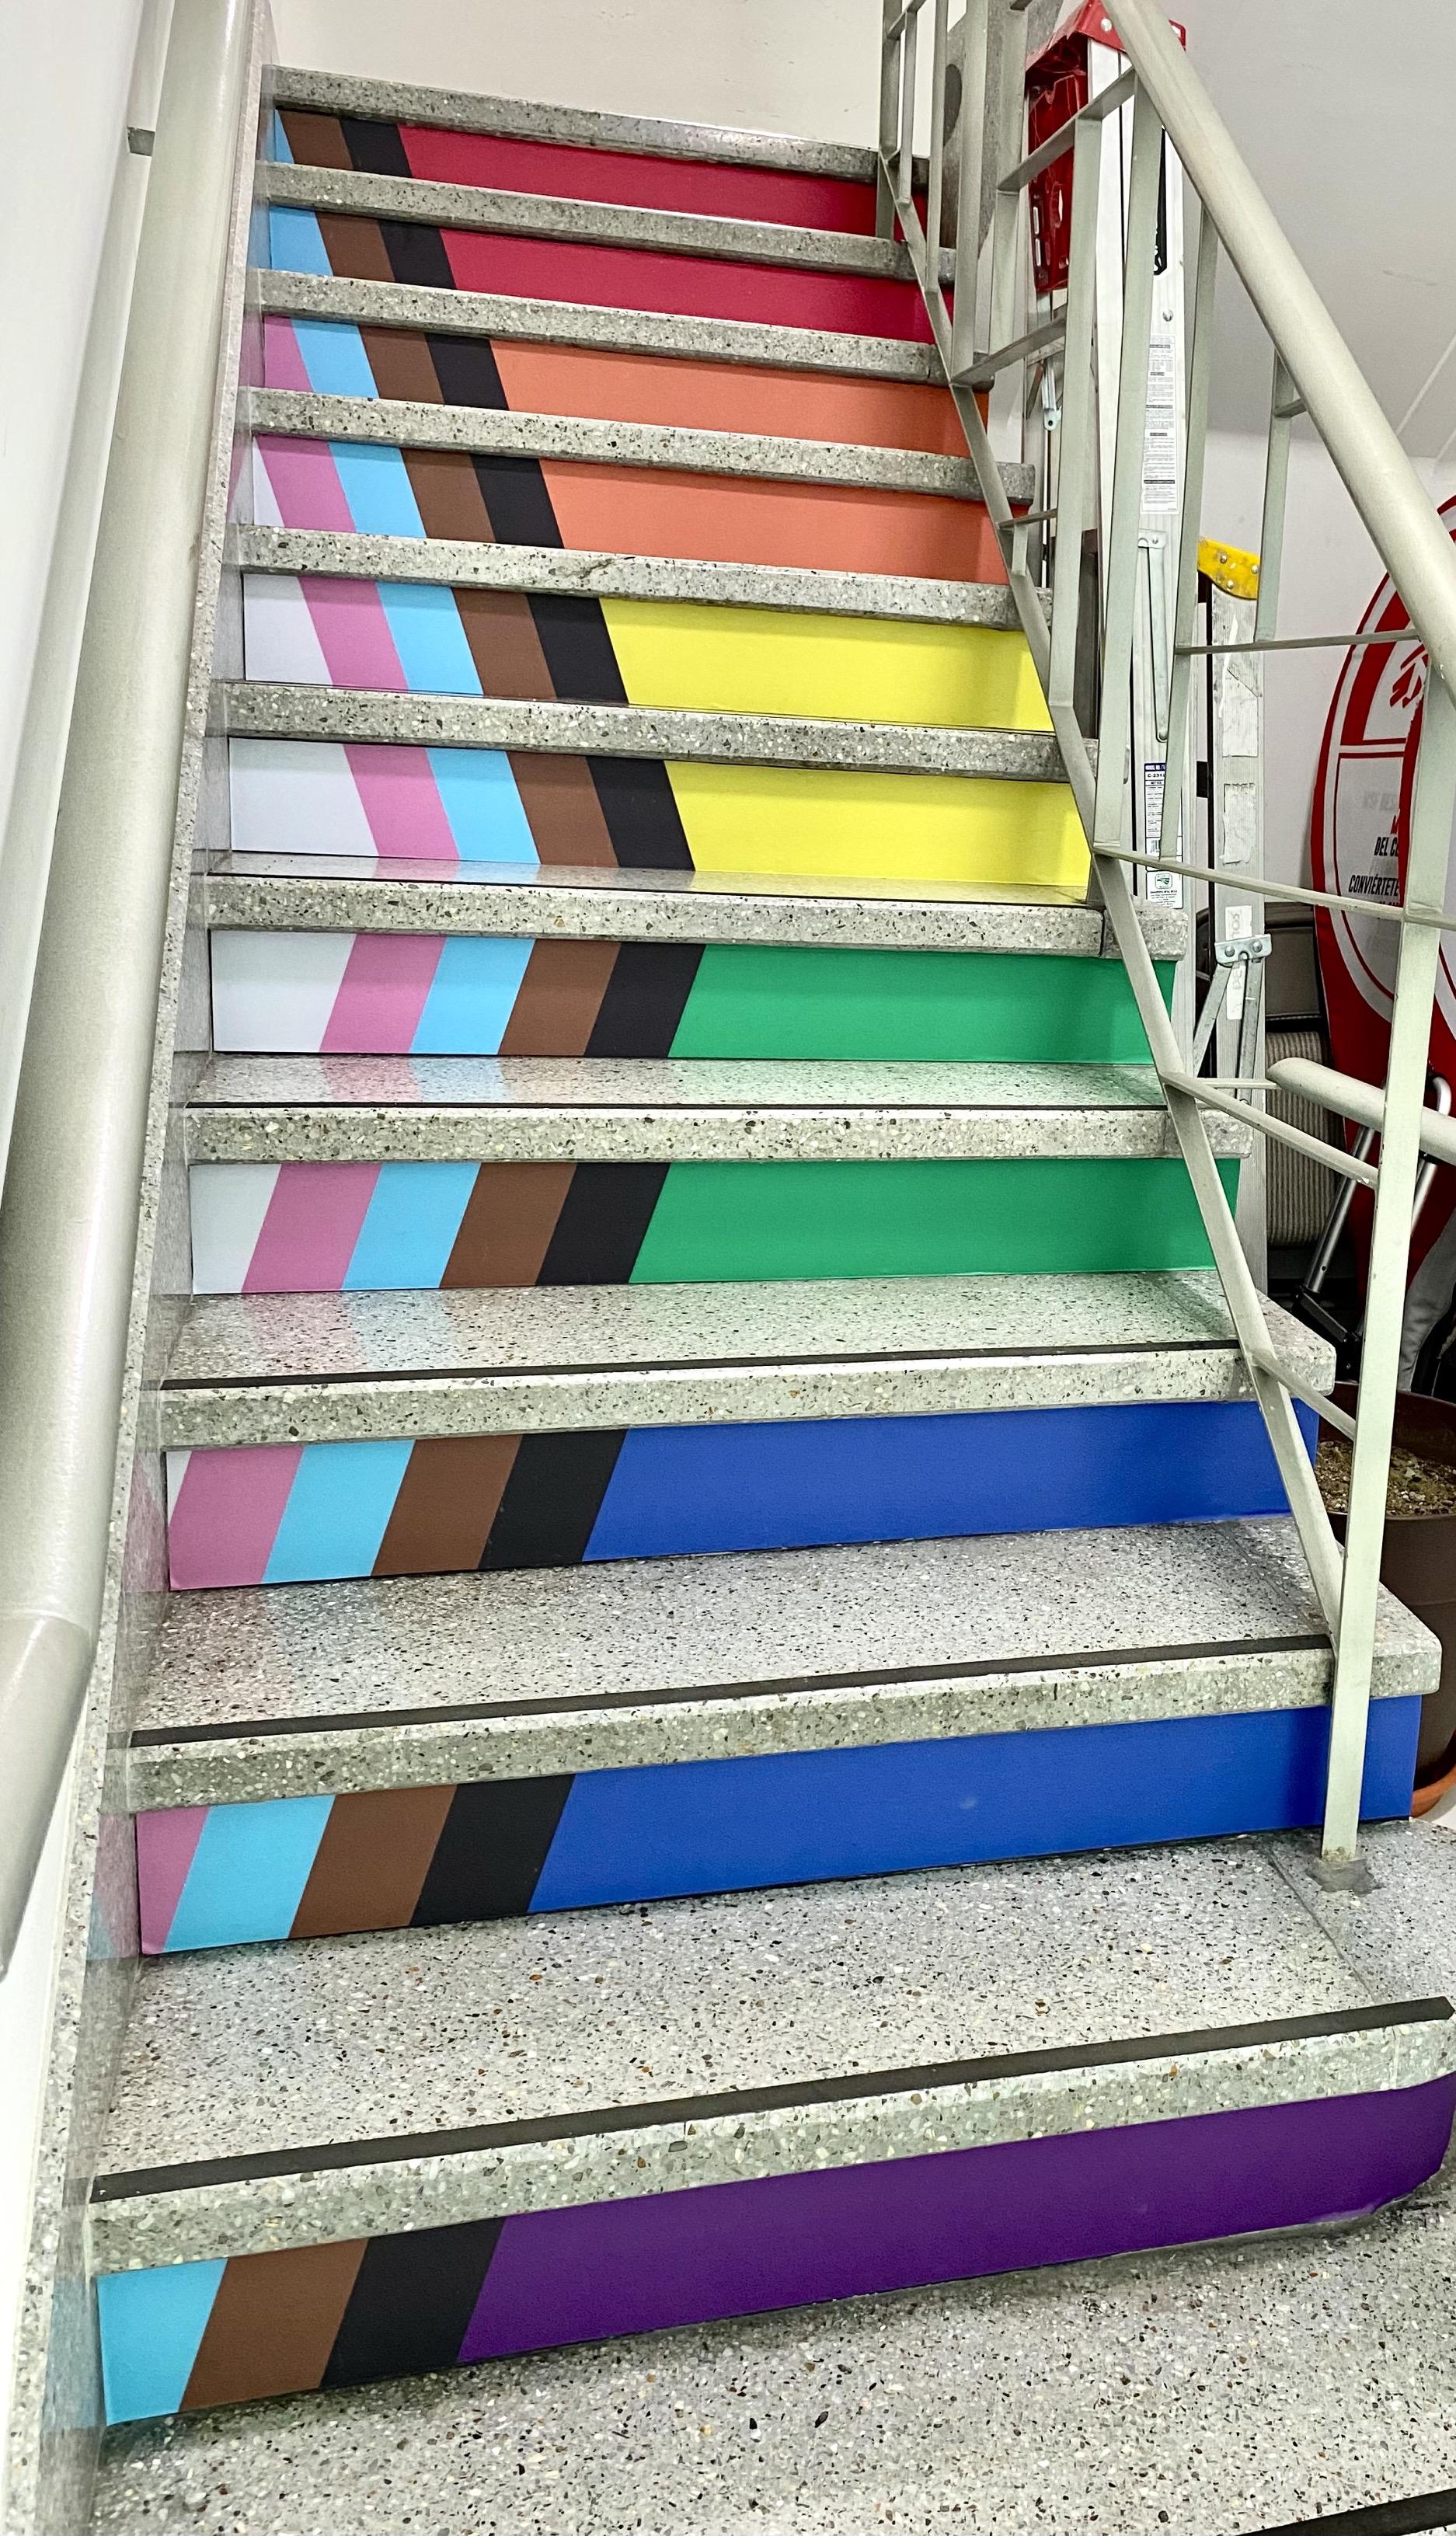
top-left (1158, 210), bottom-right (1218, 862)
top-left (877, 0), bottom-right (903, 237)
top-left (1046, 117), bottom-right (1104, 719)
top-left (948, 0), bottom-right (989, 377)
top-left (0, 0), bottom-right (253, 1973)
top-left (1322, 674), bottom-right (1456, 1860)
top-left (1092, 85), bottom-right (1163, 845)
top-left (925, 0), bottom-right (950, 310)
top-left (1254, 353), bottom-right (1295, 643)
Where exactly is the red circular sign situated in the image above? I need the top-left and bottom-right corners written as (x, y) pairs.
top-left (1311, 493), bottom-right (1456, 1269)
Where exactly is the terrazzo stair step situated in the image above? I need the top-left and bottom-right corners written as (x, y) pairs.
top-left (245, 372), bottom-right (1029, 595)
top-left (270, 68), bottom-right (897, 229)
top-left (264, 158), bottom-right (956, 291)
top-left (127, 1517), bottom-right (1434, 1952)
top-left (237, 533), bottom-right (1050, 744)
top-left (182, 1054), bottom-right (1245, 1295)
top-left (203, 852), bottom-right (1180, 1060)
top-left (88, 1839), bottom-right (1456, 2425)
top-left (222, 681), bottom-right (1079, 886)
top-left (157, 1270), bottom-right (1322, 1590)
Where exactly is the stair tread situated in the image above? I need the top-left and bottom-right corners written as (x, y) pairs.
top-left (235, 528), bottom-right (1029, 628)
top-left (260, 266), bottom-right (946, 386)
top-left (191, 1054), bottom-right (1164, 1109)
top-left (263, 158), bottom-right (943, 288)
top-left (95, 1836), bottom-right (1447, 2273)
top-left (217, 682), bottom-right (1060, 775)
top-left (271, 66), bottom-right (886, 189)
top-left (128, 1519), bottom-right (1437, 1806)
top-left (245, 387), bottom-right (1019, 502)
top-left (162, 1270), bottom-right (1315, 1392)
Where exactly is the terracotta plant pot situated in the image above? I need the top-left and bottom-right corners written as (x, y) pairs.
top-left (1321, 1385), bottom-right (1456, 1793)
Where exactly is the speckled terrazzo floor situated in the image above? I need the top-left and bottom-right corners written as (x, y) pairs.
top-left (88, 1822), bottom-right (1456, 2536)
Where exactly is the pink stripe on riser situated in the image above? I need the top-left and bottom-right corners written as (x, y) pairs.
top-left (135, 1810), bottom-right (210, 1953)
top-left (322, 935), bottom-right (444, 1051)
top-left (344, 743), bottom-right (462, 857)
top-left (245, 1160), bottom-right (380, 1293)
top-left (300, 575), bottom-right (407, 689)
top-left (167, 1445), bottom-right (304, 1590)
top-left (256, 434), bottom-right (355, 531)
top-left (261, 314), bottom-right (313, 391)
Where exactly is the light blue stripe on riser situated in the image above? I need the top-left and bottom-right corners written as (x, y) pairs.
top-left (377, 583), bottom-right (482, 694)
top-left (98, 2263), bottom-right (227, 2424)
top-left (327, 442), bottom-right (424, 538)
top-left (427, 747), bottom-right (540, 860)
top-left (268, 204), bottom-right (329, 275)
top-left (413, 938), bottom-right (534, 1053)
top-left (346, 1161), bottom-right (477, 1287)
top-left (165, 1796), bottom-right (334, 1951)
top-left (263, 1440), bottom-right (413, 1583)
top-left (293, 317), bottom-right (376, 395)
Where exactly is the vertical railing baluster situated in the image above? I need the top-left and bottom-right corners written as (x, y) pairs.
top-left (877, 0), bottom-right (903, 239)
top-left (925, 0), bottom-right (950, 323)
top-left (1158, 210), bottom-right (1218, 864)
top-left (1322, 672), bottom-right (1456, 1859)
top-left (986, 0), bottom-right (1030, 359)
top-left (948, 0), bottom-right (990, 378)
top-left (897, 2), bottom-right (920, 211)
top-left (1255, 352), bottom-right (1296, 643)
top-left (1092, 83), bottom-right (1164, 845)
top-left (1046, 114), bottom-right (1106, 720)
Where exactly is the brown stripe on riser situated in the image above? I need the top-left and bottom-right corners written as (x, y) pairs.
top-left (182, 2236), bottom-right (365, 2411)
top-left (496, 939), bottom-right (618, 1056)
top-left (441, 1159), bottom-right (667, 1291)
top-left (291, 1784), bottom-right (458, 1935)
top-left (374, 1432), bottom-right (521, 1573)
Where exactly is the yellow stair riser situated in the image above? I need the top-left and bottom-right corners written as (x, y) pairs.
top-left (664, 762), bottom-right (1087, 889)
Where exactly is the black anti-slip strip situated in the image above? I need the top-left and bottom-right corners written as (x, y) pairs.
top-left (158, 1332), bottom-right (1238, 1395)
top-left (1255, 2494), bottom-right (1456, 2535)
top-left (92, 1999), bottom-right (1451, 2204)
top-left (127, 1631), bottom-right (1333, 1751)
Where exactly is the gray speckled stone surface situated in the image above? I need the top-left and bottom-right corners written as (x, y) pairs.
top-left (233, 526), bottom-right (1025, 626)
top-left (205, 849), bottom-right (1188, 960)
top-left (157, 1270), bottom-right (1331, 1447)
top-left (270, 66), bottom-right (884, 184)
top-left (87, 2133), bottom-right (1456, 2534)
top-left (262, 159), bottom-right (956, 288)
top-left (217, 678), bottom-right (1061, 772)
top-left (244, 386), bottom-right (1005, 500)
top-left (183, 1052), bottom-right (1248, 1163)
top-left (257, 267), bottom-right (947, 385)
top-left (125, 1517), bottom-right (1435, 1812)
top-left (89, 1839), bottom-right (1453, 2271)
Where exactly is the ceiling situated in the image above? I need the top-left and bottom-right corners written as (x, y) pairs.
top-left (1174, 0), bottom-right (1456, 455)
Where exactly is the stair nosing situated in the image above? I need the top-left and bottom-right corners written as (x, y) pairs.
top-left (214, 681), bottom-right (1064, 779)
top-left (255, 266), bottom-right (947, 384)
top-left (270, 67), bottom-right (889, 187)
top-left (243, 385), bottom-right (1022, 501)
top-left (233, 528), bottom-right (1025, 627)
top-left (262, 158), bottom-right (955, 287)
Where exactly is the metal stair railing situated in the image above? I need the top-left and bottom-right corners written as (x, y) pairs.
top-left (0, 0), bottom-right (256, 1974)
top-left (878, 0), bottom-right (1456, 1866)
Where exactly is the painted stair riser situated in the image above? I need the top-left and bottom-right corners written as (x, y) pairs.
top-left (136, 1698), bottom-right (1421, 1953)
top-left (242, 570), bottom-right (1050, 732)
top-left (94, 2074), bottom-right (1456, 2423)
top-left (227, 737), bottom-right (1084, 887)
top-left (190, 1157), bottom-right (1239, 1294)
top-left (273, 106), bottom-right (885, 239)
top-left (210, 938), bottom-right (1170, 1061)
top-left (163, 1398), bottom-right (1314, 1588)
top-left (249, 417), bottom-right (1005, 590)
top-left (263, 197), bottom-right (935, 345)
top-left (262, 312), bottom-right (974, 466)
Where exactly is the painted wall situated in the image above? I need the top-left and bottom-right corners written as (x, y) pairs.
top-left (0, 0), bottom-right (171, 2497)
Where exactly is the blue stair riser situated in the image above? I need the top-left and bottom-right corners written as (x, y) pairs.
top-left (138, 1698), bottom-right (1421, 1953)
top-left (165, 1398), bottom-right (1318, 1588)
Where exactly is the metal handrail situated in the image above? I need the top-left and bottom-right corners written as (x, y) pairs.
top-left (0, 0), bottom-right (253, 1975)
top-left (880, 0), bottom-right (1456, 1865)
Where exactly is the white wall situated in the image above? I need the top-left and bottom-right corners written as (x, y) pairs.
top-left (0, 0), bottom-right (169, 2492)
top-left (271, 0), bottom-right (885, 145)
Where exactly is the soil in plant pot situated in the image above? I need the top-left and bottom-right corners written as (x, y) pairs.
top-left (1315, 1437), bottom-right (1456, 1520)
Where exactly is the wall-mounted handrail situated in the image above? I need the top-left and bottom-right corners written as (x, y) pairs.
top-left (0, 0), bottom-right (253, 1975)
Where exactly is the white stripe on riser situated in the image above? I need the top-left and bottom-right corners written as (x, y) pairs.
top-left (241, 574), bottom-right (333, 685)
top-left (229, 738), bottom-right (380, 856)
top-left (211, 930), bottom-right (356, 1054)
top-left (189, 1164), bottom-right (281, 1294)
top-left (249, 441), bottom-right (285, 528)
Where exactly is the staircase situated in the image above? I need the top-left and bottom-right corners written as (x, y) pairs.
top-left (48, 57), bottom-right (1456, 2519)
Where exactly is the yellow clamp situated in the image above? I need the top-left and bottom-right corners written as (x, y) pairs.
top-left (1197, 538), bottom-right (1260, 601)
